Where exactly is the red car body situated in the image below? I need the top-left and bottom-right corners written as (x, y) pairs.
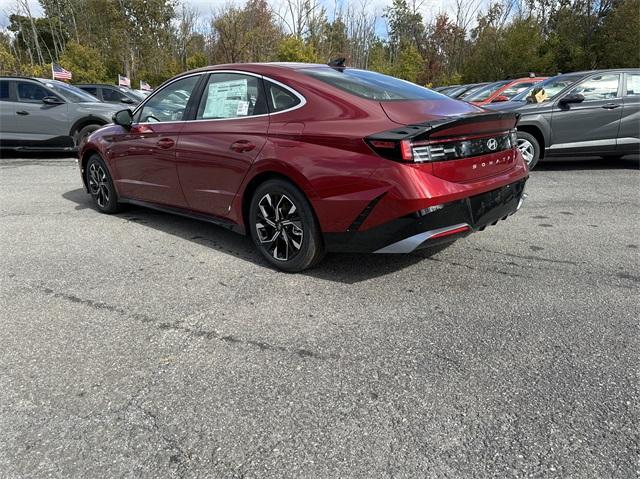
top-left (468, 77), bottom-right (547, 106)
top-left (79, 63), bottom-right (528, 262)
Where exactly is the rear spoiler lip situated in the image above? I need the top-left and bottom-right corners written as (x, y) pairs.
top-left (367, 111), bottom-right (521, 142)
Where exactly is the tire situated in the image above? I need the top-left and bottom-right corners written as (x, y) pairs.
top-left (85, 154), bottom-right (122, 214)
top-left (517, 131), bottom-right (541, 169)
top-left (248, 179), bottom-right (325, 272)
top-left (75, 124), bottom-right (101, 147)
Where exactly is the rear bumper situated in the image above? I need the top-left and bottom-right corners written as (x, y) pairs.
top-left (324, 178), bottom-right (527, 253)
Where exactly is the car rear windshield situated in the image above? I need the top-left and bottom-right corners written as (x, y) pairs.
top-left (39, 79), bottom-right (99, 103)
top-left (465, 81), bottom-right (510, 101)
top-left (301, 68), bottom-right (444, 101)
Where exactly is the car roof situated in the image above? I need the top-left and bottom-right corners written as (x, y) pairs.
top-left (76, 83), bottom-right (131, 87)
top-left (0, 75), bottom-right (39, 81)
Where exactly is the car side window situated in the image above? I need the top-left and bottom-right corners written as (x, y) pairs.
top-left (139, 76), bottom-right (199, 123)
top-left (568, 74), bottom-right (620, 101)
top-left (0, 81), bottom-right (10, 101)
top-left (17, 82), bottom-right (51, 103)
top-left (626, 74), bottom-right (640, 96)
top-left (265, 81), bottom-right (301, 113)
top-left (103, 87), bottom-right (126, 102)
top-left (196, 73), bottom-right (266, 120)
top-left (81, 86), bottom-right (98, 96)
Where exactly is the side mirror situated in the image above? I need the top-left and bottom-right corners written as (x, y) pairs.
top-left (42, 96), bottom-right (64, 105)
top-left (113, 109), bottom-right (133, 128)
top-left (121, 97), bottom-right (135, 104)
top-left (559, 93), bottom-right (584, 105)
top-left (492, 95), bottom-right (509, 103)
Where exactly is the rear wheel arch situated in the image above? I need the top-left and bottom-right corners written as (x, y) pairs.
top-left (517, 125), bottom-right (546, 159)
top-left (241, 171), bottom-right (317, 236)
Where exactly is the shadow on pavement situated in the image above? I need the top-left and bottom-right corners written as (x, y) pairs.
top-left (535, 155), bottom-right (639, 171)
top-left (62, 188), bottom-right (432, 283)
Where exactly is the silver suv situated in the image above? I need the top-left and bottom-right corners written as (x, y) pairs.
top-left (0, 77), bottom-right (122, 151)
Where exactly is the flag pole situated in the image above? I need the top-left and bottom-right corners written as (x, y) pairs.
top-left (51, 63), bottom-right (54, 80)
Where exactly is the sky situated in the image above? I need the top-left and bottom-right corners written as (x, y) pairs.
top-left (0, 0), bottom-right (466, 35)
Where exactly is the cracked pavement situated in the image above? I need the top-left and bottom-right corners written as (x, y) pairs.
top-left (0, 155), bottom-right (638, 478)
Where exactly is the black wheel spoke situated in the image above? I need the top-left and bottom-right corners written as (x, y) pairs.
top-left (255, 192), bottom-right (304, 262)
top-left (88, 161), bottom-right (112, 209)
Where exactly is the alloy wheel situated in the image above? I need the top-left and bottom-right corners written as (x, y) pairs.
top-left (255, 193), bottom-right (304, 261)
top-left (517, 138), bottom-right (535, 165)
top-left (88, 163), bottom-right (110, 208)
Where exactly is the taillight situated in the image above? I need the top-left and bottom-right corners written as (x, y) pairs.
top-left (365, 111), bottom-right (520, 164)
top-left (365, 138), bottom-right (414, 162)
top-left (509, 129), bottom-right (518, 147)
top-left (366, 129), bottom-right (517, 164)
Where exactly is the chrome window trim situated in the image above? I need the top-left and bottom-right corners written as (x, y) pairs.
top-left (262, 76), bottom-right (306, 116)
top-left (132, 70), bottom-right (307, 125)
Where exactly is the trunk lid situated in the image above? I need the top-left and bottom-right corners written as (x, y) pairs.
top-left (367, 110), bottom-right (520, 183)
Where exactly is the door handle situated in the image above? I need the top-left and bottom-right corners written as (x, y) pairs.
top-left (157, 138), bottom-right (175, 149)
top-left (16, 111), bottom-right (29, 115)
top-left (602, 103), bottom-right (620, 109)
top-left (230, 140), bottom-right (256, 153)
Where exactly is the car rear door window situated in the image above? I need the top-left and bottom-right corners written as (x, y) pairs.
top-left (138, 75), bottom-right (199, 123)
top-left (626, 74), bottom-right (640, 96)
top-left (569, 74), bottom-right (620, 101)
top-left (0, 81), bottom-right (10, 101)
top-left (265, 81), bottom-right (301, 113)
top-left (17, 82), bottom-right (50, 103)
top-left (81, 86), bottom-right (98, 96)
top-left (196, 73), bottom-right (267, 120)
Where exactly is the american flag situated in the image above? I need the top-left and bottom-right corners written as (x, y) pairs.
top-left (118, 74), bottom-right (131, 87)
top-left (52, 63), bottom-right (72, 80)
top-left (140, 80), bottom-right (152, 91)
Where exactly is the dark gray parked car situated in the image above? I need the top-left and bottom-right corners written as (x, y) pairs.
top-left (484, 69), bottom-right (640, 168)
top-left (76, 84), bottom-right (145, 106)
top-left (0, 77), bottom-right (122, 151)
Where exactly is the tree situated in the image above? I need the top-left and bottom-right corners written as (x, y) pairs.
top-left (595, 0), bottom-right (640, 68)
top-left (59, 41), bottom-right (107, 82)
top-left (277, 36), bottom-right (317, 62)
top-left (392, 43), bottom-right (424, 82)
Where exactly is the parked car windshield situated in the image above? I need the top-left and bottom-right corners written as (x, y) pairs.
top-left (120, 87), bottom-right (146, 101)
top-left (465, 81), bottom-right (510, 101)
top-left (513, 74), bottom-right (583, 102)
top-left (38, 79), bottom-right (100, 103)
top-left (302, 67), bottom-right (444, 101)
top-left (458, 83), bottom-right (488, 99)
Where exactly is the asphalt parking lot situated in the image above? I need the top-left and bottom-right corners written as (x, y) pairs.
top-left (1, 155), bottom-right (638, 478)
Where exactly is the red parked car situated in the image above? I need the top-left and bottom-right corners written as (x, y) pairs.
top-left (466, 77), bottom-right (547, 106)
top-left (79, 63), bottom-right (529, 271)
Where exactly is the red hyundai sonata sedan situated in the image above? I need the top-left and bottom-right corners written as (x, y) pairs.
top-left (79, 63), bottom-right (528, 271)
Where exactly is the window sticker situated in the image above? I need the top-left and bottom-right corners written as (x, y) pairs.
top-left (236, 100), bottom-right (249, 116)
top-left (203, 78), bottom-right (248, 119)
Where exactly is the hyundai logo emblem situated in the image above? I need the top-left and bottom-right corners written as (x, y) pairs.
top-left (487, 138), bottom-right (498, 151)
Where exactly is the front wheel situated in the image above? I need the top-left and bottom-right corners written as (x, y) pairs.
top-left (249, 179), bottom-right (325, 272)
top-left (517, 131), bottom-right (541, 169)
top-left (85, 154), bottom-right (122, 214)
